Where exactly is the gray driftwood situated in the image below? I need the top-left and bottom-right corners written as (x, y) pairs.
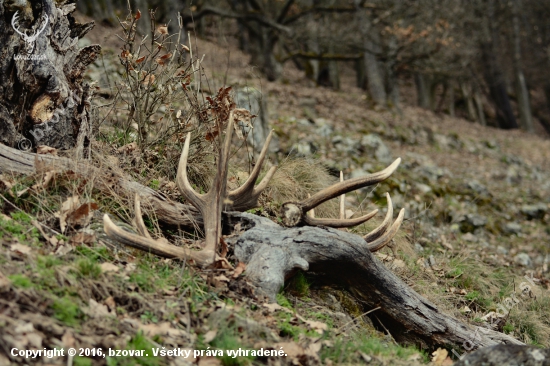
top-left (226, 212), bottom-right (523, 349)
top-left (0, 0), bottom-right (100, 154)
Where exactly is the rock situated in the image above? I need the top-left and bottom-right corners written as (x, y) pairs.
top-left (506, 165), bottom-right (522, 184)
top-left (332, 135), bottom-right (360, 155)
top-left (514, 253), bottom-right (532, 267)
top-left (415, 183), bottom-right (432, 194)
top-left (502, 222), bottom-right (522, 235)
top-left (467, 180), bottom-right (489, 197)
top-left (415, 164), bottom-right (449, 182)
top-left (496, 246), bottom-right (508, 255)
top-left (360, 134), bottom-right (392, 163)
top-left (292, 141), bottom-right (317, 156)
top-left (520, 203), bottom-right (547, 220)
top-left (315, 118), bottom-right (334, 138)
top-left (414, 242), bottom-right (424, 252)
top-left (462, 233), bottom-right (477, 242)
top-left (457, 214), bottom-right (487, 233)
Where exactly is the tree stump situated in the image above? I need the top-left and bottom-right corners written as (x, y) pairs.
top-left (0, 0), bottom-right (100, 155)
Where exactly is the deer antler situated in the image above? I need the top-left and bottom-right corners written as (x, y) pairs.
top-left (104, 109), bottom-right (277, 267)
top-left (279, 161), bottom-right (403, 251)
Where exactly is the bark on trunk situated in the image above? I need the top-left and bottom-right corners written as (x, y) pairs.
top-left (355, 0), bottom-right (386, 105)
top-left (481, 0), bottom-right (518, 130)
top-left (0, 0), bottom-right (100, 154)
top-left (512, 0), bottom-right (534, 133)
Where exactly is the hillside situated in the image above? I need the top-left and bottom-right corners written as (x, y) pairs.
top-left (1, 17), bottom-right (550, 366)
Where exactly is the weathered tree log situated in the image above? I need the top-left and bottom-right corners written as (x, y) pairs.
top-left (454, 345), bottom-right (550, 366)
top-left (0, 0), bottom-right (100, 154)
top-left (0, 143), bottom-right (523, 350)
top-left (226, 212), bottom-right (524, 349)
top-left (0, 143), bottom-right (201, 228)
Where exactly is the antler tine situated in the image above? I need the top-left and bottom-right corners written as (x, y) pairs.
top-left (227, 130), bottom-right (277, 210)
top-left (303, 209), bottom-right (378, 228)
top-left (176, 132), bottom-right (206, 211)
top-left (103, 214), bottom-right (215, 266)
top-left (364, 193), bottom-right (393, 242)
top-left (366, 208), bottom-right (405, 252)
top-left (301, 158), bottom-right (401, 212)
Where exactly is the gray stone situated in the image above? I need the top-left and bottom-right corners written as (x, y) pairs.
top-left (467, 180), bottom-right (489, 197)
top-left (496, 246), bottom-right (508, 255)
top-left (514, 253), bottom-right (532, 267)
top-left (414, 242), bottom-right (424, 252)
top-left (315, 118), bottom-right (334, 138)
top-left (457, 214), bottom-right (487, 233)
top-left (360, 134), bottom-right (392, 163)
top-left (506, 165), bottom-right (522, 185)
top-left (332, 135), bottom-right (360, 154)
top-left (503, 222), bottom-right (522, 235)
top-left (415, 183), bottom-right (432, 194)
top-left (520, 203), bottom-right (547, 220)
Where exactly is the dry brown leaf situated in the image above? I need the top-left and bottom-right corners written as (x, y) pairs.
top-left (136, 56), bottom-right (146, 63)
top-left (56, 196), bottom-right (80, 233)
top-left (232, 262), bottom-right (246, 278)
top-left (65, 202), bottom-right (98, 231)
top-left (61, 330), bottom-right (76, 348)
top-left (157, 25), bottom-right (168, 35)
top-left (10, 243), bottom-right (31, 255)
top-left (117, 142), bottom-right (138, 154)
top-left (36, 145), bottom-right (57, 155)
top-left (219, 237), bottom-right (228, 258)
top-left (203, 329), bottom-right (217, 343)
top-left (69, 232), bottom-right (96, 246)
top-left (135, 10), bottom-right (141, 20)
top-left (83, 299), bottom-right (111, 318)
top-left (100, 262), bottom-right (119, 273)
top-left (212, 274), bottom-right (230, 288)
top-left (431, 348), bottom-right (452, 366)
top-left (305, 319), bottom-right (328, 334)
top-left (104, 296), bottom-right (116, 312)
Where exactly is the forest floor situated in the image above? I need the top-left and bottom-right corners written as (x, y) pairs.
top-left (1, 17), bottom-right (550, 366)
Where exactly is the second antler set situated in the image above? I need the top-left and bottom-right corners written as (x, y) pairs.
top-left (104, 109), bottom-right (404, 267)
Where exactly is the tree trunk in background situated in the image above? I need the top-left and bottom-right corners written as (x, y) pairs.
top-left (0, 0), bottom-right (99, 155)
top-left (416, 74), bottom-right (431, 109)
top-left (448, 80), bottom-right (455, 117)
top-left (512, 0), bottom-right (534, 133)
top-left (460, 81), bottom-right (477, 122)
top-left (474, 88), bottom-right (487, 126)
top-left (355, 57), bottom-right (366, 89)
top-left (482, 0), bottom-right (518, 130)
top-left (355, 0), bottom-right (386, 106)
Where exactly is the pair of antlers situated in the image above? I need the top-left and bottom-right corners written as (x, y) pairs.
top-left (104, 109), bottom-right (404, 267)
